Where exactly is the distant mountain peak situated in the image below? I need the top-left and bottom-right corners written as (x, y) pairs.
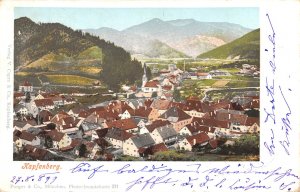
top-left (148, 18), bottom-right (164, 22)
top-left (167, 19), bottom-right (196, 26)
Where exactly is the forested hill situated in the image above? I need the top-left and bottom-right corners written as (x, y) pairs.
top-left (14, 17), bottom-right (148, 90)
top-left (197, 28), bottom-right (260, 60)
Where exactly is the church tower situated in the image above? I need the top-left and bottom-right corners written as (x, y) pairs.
top-left (142, 63), bottom-right (148, 87)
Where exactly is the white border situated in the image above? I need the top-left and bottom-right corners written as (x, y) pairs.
top-left (0, 1), bottom-right (299, 192)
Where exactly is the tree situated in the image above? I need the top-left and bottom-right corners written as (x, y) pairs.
top-left (173, 88), bottom-right (182, 102)
top-left (233, 135), bottom-right (259, 155)
top-left (25, 92), bottom-right (31, 103)
top-left (45, 135), bottom-right (53, 148)
top-left (46, 123), bottom-right (56, 130)
top-left (79, 144), bottom-right (87, 157)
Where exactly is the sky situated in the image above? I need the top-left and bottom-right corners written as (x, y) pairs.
top-left (15, 7), bottom-right (259, 30)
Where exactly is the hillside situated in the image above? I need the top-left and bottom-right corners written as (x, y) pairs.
top-left (84, 27), bottom-right (188, 58)
top-left (14, 17), bottom-right (146, 90)
top-left (197, 29), bottom-right (260, 60)
top-left (84, 18), bottom-right (252, 58)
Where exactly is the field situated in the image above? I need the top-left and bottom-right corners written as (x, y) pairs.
top-left (212, 80), bottom-right (230, 87)
top-left (44, 74), bottom-right (97, 86)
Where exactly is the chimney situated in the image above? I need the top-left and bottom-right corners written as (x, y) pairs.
top-left (229, 114), bottom-right (231, 120)
top-left (193, 139), bottom-right (196, 146)
top-left (218, 100), bottom-right (220, 103)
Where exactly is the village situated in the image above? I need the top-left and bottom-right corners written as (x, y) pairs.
top-left (13, 63), bottom-right (260, 161)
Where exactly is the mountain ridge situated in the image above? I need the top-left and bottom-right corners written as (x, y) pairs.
top-left (197, 28), bottom-right (260, 60)
top-left (84, 18), bottom-right (252, 58)
top-left (14, 17), bottom-right (146, 90)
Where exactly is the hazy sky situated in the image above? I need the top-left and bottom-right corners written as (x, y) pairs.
top-left (15, 7), bottom-right (259, 30)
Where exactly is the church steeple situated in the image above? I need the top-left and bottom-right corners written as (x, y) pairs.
top-left (142, 63), bottom-right (148, 87)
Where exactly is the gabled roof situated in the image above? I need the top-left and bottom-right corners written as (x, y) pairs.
top-left (183, 122), bottom-right (202, 134)
top-left (106, 118), bottom-right (137, 130)
top-left (144, 99), bottom-right (153, 108)
top-left (146, 120), bottom-right (171, 132)
top-left (94, 137), bottom-right (110, 148)
top-left (78, 110), bottom-right (91, 118)
top-left (39, 110), bottom-right (53, 121)
top-left (14, 92), bottom-right (25, 98)
top-left (245, 117), bottom-right (260, 126)
top-left (131, 133), bottom-right (155, 148)
top-left (105, 127), bottom-right (133, 141)
top-left (13, 120), bottom-right (28, 128)
top-left (129, 106), bottom-right (152, 118)
top-left (95, 128), bottom-right (109, 138)
top-left (23, 145), bottom-right (50, 160)
top-left (85, 113), bottom-right (105, 124)
top-left (46, 130), bottom-right (65, 142)
top-left (155, 125), bottom-right (177, 140)
top-left (151, 99), bottom-right (171, 110)
top-left (69, 106), bottom-right (89, 114)
top-left (216, 110), bottom-right (248, 125)
top-left (193, 117), bottom-right (230, 129)
top-left (186, 132), bottom-right (210, 146)
top-left (147, 143), bottom-right (168, 154)
top-left (19, 131), bottom-right (36, 141)
top-left (51, 111), bottom-right (72, 125)
top-left (34, 99), bottom-right (54, 107)
top-left (144, 81), bottom-right (159, 88)
top-left (94, 109), bottom-right (119, 121)
top-left (209, 139), bottom-right (218, 149)
top-left (159, 106), bottom-right (191, 122)
top-left (21, 80), bottom-right (32, 86)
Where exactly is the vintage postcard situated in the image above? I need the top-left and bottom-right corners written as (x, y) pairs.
top-left (0, 0), bottom-right (299, 192)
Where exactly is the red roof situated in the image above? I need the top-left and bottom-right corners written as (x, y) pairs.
top-left (197, 72), bottom-right (210, 76)
top-left (34, 99), bottom-right (54, 107)
top-left (106, 118), bottom-right (137, 131)
top-left (162, 85), bottom-right (172, 91)
top-left (19, 131), bottom-right (36, 141)
top-left (186, 132), bottom-right (210, 146)
top-left (148, 143), bottom-right (168, 154)
top-left (144, 81), bottom-right (159, 88)
top-left (21, 80), bottom-right (32, 86)
top-left (144, 99), bottom-right (153, 108)
top-left (78, 110), bottom-right (91, 118)
top-left (130, 106), bottom-right (152, 118)
top-left (151, 99), bottom-right (171, 110)
top-left (209, 139), bottom-right (218, 149)
top-left (193, 117), bottom-right (230, 129)
top-left (23, 145), bottom-right (49, 160)
top-left (46, 130), bottom-right (65, 142)
top-left (14, 92), bottom-right (25, 98)
top-left (94, 110), bottom-right (119, 121)
top-left (245, 117), bottom-right (260, 126)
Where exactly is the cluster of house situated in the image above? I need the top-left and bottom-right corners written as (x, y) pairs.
top-left (13, 81), bottom-right (260, 160)
top-left (122, 64), bottom-right (184, 99)
top-left (14, 81), bottom-right (76, 118)
top-left (239, 64), bottom-right (260, 76)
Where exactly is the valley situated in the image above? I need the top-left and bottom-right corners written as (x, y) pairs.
top-left (13, 14), bottom-right (260, 162)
